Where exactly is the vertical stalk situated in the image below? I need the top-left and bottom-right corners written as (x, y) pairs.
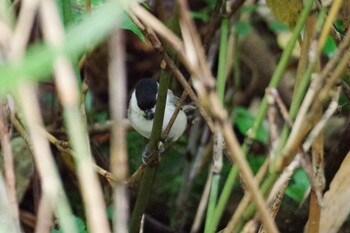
top-left (204, 17), bottom-right (229, 233)
top-left (129, 69), bottom-right (172, 233)
top-left (210, 1), bottom-right (315, 231)
top-left (40, 1), bottom-right (111, 233)
top-left (109, 30), bottom-right (129, 233)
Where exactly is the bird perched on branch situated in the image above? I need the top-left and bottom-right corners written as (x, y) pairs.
top-left (128, 78), bottom-right (188, 142)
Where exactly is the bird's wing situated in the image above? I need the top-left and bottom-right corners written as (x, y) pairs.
top-left (167, 90), bottom-right (179, 106)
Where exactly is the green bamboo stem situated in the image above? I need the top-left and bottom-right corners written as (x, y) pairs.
top-left (247, 0), bottom-right (315, 144)
top-left (276, 8), bottom-right (328, 170)
top-left (129, 70), bottom-right (172, 233)
top-left (232, 30), bottom-right (240, 93)
top-left (217, 18), bottom-right (229, 102)
top-left (204, 17), bottom-right (229, 233)
top-left (129, 167), bottom-right (157, 233)
top-left (231, 4), bottom-right (330, 233)
top-left (209, 1), bottom-right (315, 231)
top-left (204, 173), bottom-right (221, 233)
top-left (232, 172), bottom-right (278, 233)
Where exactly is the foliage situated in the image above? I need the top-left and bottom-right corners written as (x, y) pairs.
top-left (233, 107), bottom-right (268, 143)
top-left (285, 169), bottom-right (310, 203)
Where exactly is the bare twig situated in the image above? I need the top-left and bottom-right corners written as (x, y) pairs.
top-left (175, 123), bottom-right (210, 231)
top-left (0, 104), bottom-right (19, 219)
top-left (303, 86), bottom-right (341, 152)
top-left (190, 169), bottom-right (213, 233)
top-left (266, 88), bottom-right (293, 127)
top-left (161, 89), bottom-right (187, 141)
top-left (266, 89), bottom-right (280, 166)
top-left (164, 55), bottom-right (216, 133)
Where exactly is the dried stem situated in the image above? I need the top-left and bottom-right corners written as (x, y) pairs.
top-left (39, 1), bottom-right (111, 232)
top-left (108, 29), bottom-right (129, 233)
top-left (0, 173), bottom-right (22, 233)
top-left (17, 84), bottom-right (78, 233)
top-left (0, 104), bottom-right (19, 219)
top-left (161, 89), bottom-right (187, 141)
top-left (224, 159), bottom-right (269, 233)
top-left (190, 169), bottom-right (213, 233)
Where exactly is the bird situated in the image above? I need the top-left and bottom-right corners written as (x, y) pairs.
top-left (128, 78), bottom-right (188, 142)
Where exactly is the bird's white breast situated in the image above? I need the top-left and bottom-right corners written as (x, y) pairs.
top-left (128, 92), bottom-right (187, 141)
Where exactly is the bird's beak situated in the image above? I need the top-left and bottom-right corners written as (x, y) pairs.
top-left (144, 109), bottom-right (154, 120)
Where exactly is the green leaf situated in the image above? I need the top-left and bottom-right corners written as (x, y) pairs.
top-left (247, 155), bottom-right (266, 174)
top-left (121, 12), bottom-right (145, 42)
top-left (334, 20), bottom-right (345, 35)
top-left (233, 107), bottom-right (268, 143)
top-left (285, 168), bottom-right (310, 203)
top-left (322, 35), bottom-right (336, 58)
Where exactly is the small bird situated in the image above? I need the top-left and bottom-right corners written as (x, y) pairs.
top-left (128, 78), bottom-right (188, 142)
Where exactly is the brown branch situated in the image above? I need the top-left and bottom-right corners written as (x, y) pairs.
top-left (161, 89), bottom-right (187, 141)
top-left (0, 103), bottom-right (19, 219)
top-left (164, 55), bottom-right (216, 133)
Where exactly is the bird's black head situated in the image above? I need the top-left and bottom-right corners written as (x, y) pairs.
top-left (135, 79), bottom-right (158, 111)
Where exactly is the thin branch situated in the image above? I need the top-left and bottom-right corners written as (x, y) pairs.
top-left (190, 169), bottom-right (213, 233)
top-left (303, 87), bottom-right (341, 152)
top-left (164, 55), bottom-right (216, 133)
top-left (161, 89), bottom-right (187, 141)
top-left (0, 103), bottom-right (19, 220)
